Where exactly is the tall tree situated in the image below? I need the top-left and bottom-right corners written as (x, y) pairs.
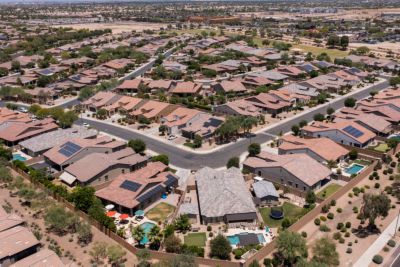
top-left (312, 237), bottom-right (339, 266)
top-left (360, 193), bottom-right (391, 228)
top-left (276, 231), bottom-right (308, 265)
top-left (210, 234), bottom-right (232, 260)
top-left (132, 225), bottom-right (145, 245)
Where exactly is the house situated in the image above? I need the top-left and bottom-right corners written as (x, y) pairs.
top-left (195, 167), bottom-right (257, 224)
top-left (212, 80), bottom-right (247, 94)
top-left (181, 113), bottom-right (224, 139)
top-left (95, 162), bottom-right (179, 215)
top-left (59, 147), bottom-right (148, 186)
top-left (214, 99), bottom-right (261, 117)
top-left (245, 93), bottom-right (292, 115)
top-left (114, 79), bottom-right (143, 94)
top-left (0, 206), bottom-right (24, 233)
top-left (296, 62), bottom-right (319, 73)
top-left (0, 118), bottom-right (59, 146)
top-left (329, 70), bottom-right (360, 85)
top-left (301, 75), bottom-right (347, 94)
top-left (243, 151), bottom-right (332, 191)
top-left (19, 126), bottom-right (97, 157)
top-left (0, 226), bottom-right (40, 267)
top-left (0, 108), bottom-right (31, 125)
top-left (278, 83), bottom-right (319, 98)
top-left (252, 180), bottom-right (279, 206)
top-left (103, 96), bottom-right (144, 116)
top-left (302, 120), bottom-right (376, 148)
top-left (102, 58), bottom-right (134, 71)
top-left (278, 135), bottom-right (349, 163)
top-left (44, 136), bottom-right (126, 171)
top-left (129, 100), bottom-right (177, 123)
top-left (249, 70), bottom-right (289, 82)
top-left (11, 249), bottom-right (65, 267)
top-left (334, 107), bottom-right (392, 136)
top-left (169, 81), bottom-right (202, 96)
top-left (276, 66), bottom-right (306, 78)
top-left (23, 87), bottom-right (59, 104)
top-left (373, 88), bottom-right (400, 101)
top-left (311, 60), bottom-right (336, 69)
top-left (83, 91), bottom-right (121, 112)
top-left (239, 75), bottom-right (274, 89)
top-left (163, 61), bottom-right (187, 72)
top-left (161, 107), bottom-right (203, 135)
top-left (146, 79), bottom-right (174, 93)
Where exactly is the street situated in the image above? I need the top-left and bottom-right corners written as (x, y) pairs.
top-left (76, 79), bottom-right (390, 169)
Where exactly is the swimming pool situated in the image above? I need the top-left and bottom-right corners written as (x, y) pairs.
top-left (227, 232), bottom-right (266, 246)
top-left (345, 164), bottom-right (364, 175)
top-left (139, 222), bottom-right (156, 245)
top-left (12, 153), bottom-right (27, 161)
top-left (227, 235), bottom-right (240, 245)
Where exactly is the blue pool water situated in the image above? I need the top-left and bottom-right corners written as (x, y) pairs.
top-left (345, 164), bottom-right (364, 175)
top-left (139, 222), bottom-right (156, 245)
top-left (13, 153), bottom-right (27, 161)
top-left (257, 234), bottom-right (266, 243)
top-left (227, 235), bottom-right (240, 245)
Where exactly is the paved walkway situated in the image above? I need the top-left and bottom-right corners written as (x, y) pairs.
top-left (354, 216), bottom-right (400, 267)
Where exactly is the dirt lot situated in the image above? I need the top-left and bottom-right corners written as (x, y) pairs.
top-left (53, 22), bottom-right (167, 34)
top-left (1, 169), bottom-right (138, 266)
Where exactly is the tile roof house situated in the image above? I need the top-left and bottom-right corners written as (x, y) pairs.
top-left (373, 88), bottom-right (400, 101)
top-left (301, 120), bottom-right (376, 148)
top-left (161, 107), bottom-right (203, 135)
top-left (114, 79), bottom-right (143, 94)
top-left (212, 80), bottom-right (247, 94)
top-left (214, 99), bottom-right (261, 117)
top-left (103, 95), bottom-right (144, 116)
top-left (276, 66), bottom-right (306, 78)
top-left (250, 70), bottom-right (289, 82)
top-left (95, 162), bottom-right (179, 215)
top-left (301, 75), bottom-right (347, 93)
top-left (102, 58), bottom-right (134, 71)
top-left (278, 135), bottom-right (349, 163)
top-left (0, 206), bottom-right (24, 233)
top-left (60, 147), bottom-right (148, 186)
top-left (239, 75), bottom-right (274, 88)
top-left (169, 81), bottom-right (203, 96)
top-left (243, 151), bottom-right (332, 191)
top-left (146, 79), bottom-right (174, 93)
top-left (195, 167), bottom-right (257, 224)
top-left (129, 100), bottom-right (177, 122)
top-left (11, 249), bottom-right (65, 267)
top-left (245, 92), bottom-right (292, 115)
top-left (329, 70), bottom-right (361, 85)
top-left (0, 108), bottom-right (31, 125)
top-left (181, 113), bottom-right (224, 139)
top-left (44, 136), bottom-right (126, 171)
top-left (278, 83), bottom-right (319, 98)
top-left (0, 226), bottom-right (40, 267)
top-left (334, 107), bottom-right (392, 136)
top-left (19, 126), bottom-right (97, 156)
top-left (83, 91), bottom-right (122, 112)
top-left (355, 104), bottom-right (400, 124)
top-left (0, 118), bottom-right (59, 146)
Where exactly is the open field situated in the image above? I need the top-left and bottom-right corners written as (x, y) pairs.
top-left (292, 44), bottom-right (349, 59)
top-left (53, 22), bottom-right (167, 34)
top-left (145, 202), bottom-right (175, 222)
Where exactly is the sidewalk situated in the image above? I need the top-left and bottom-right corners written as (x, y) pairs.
top-left (354, 216), bottom-right (400, 267)
top-left (81, 78), bottom-right (388, 155)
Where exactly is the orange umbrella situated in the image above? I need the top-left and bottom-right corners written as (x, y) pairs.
top-left (106, 211), bottom-right (117, 217)
top-left (119, 214), bottom-right (129, 220)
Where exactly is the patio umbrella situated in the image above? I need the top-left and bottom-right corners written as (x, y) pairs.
top-left (119, 214), bottom-right (129, 220)
top-left (134, 210), bottom-right (144, 216)
top-left (106, 211), bottom-right (117, 217)
top-left (105, 204), bottom-right (115, 210)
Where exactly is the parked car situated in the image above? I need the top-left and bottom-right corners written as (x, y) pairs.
top-left (18, 107), bottom-right (28, 113)
top-left (168, 135), bottom-right (177, 140)
top-left (83, 122), bottom-right (90, 128)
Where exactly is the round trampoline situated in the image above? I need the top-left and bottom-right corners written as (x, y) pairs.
top-left (269, 207), bottom-right (284, 220)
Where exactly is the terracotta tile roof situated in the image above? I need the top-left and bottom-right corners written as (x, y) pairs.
top-left (162, 107), bottom-right (202, 128)
top-left (0, 118), bottom-right (58, 143)
top-left (214, 80), bottom-right (247, 93)
top-left (116, 79), bottom-right (142, 90)
top-left (245, 93), bottom-right (292, 110)
top-left (0, 206), bottom-right (24, 232)
top-left (279, 135), bottom-right (349, 162)
top-left (244, 152), bottom-right (331, 186)
top-left (0, 226), bottom-right (39, 260)
top-left (147, 79), bottom-right (173, 90)
top-left (0, 108), bottom-right (31, 125)
top-left (169, 81), bottom-right (202, 95)
top-left (104, 96), bottom-right (143, 112)
top-left (11, 249), bottom-right (64, 267)
top-left (130, 100), bottom-right (172, 119)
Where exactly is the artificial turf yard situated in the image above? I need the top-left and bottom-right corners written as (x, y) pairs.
top-left (259, 202), bottom-right (307, 228)
top-left (373, 143), bottom-right (389, 153)
top-left (316, 183), bottom-right (342, 199)
top-left (145, 202), bottom-right (175, 222)
top-left (184, 233), bottom-right (207, 247)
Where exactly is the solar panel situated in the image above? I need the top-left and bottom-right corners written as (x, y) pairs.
top-left (165, 174), bottom-right (178, 187)
top-left (343, 125), bottom-right (364, 138)
top-left (120, 180), bottom-right (141, 192)
top-left (58, 141), bottom-right (82, 157)
top-left (136, 184), bottom-right (164, 203)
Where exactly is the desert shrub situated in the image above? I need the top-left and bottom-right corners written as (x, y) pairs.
top-left (319, 224), bottom-right (330, 232)
top-left (337, 208), bottom-right (342, 213)
top-left (327, 213), bottom-right (334, 220)
top-left (387, 239), bottom-right (396, 247)
top-left (346, 248), bottom-right (352, 254)
top-left (372, 255), bottom-right (383, 264)
top-left (314, 218), bottom-right (321, 226)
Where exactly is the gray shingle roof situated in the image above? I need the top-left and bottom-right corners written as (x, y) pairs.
top-left (195, 167), bottom-right (256, 219)
top-left (253, 180), bottom-right (279, 198)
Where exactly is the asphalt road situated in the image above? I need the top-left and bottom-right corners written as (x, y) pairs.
top-left (76, 79), bottom-right (390, 169)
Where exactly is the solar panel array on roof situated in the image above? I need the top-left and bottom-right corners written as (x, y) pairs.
top-left (120, 180), bottom-right (142, 192)
top-left (343, 125), bottom-right (364, 138)
top-left (39, 69), bottom-right (53, 76)
top-left (58, 141), bottom-right (82, 157)
top-left (136, 184), bottom-right (164, 203)
top-left (165, 174), bottom-right (178, 187)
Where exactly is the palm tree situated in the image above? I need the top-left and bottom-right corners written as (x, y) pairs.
top-left (148, 225), bottom-right (162, 249)
top-left (131, 225), bottom-right (145, 246)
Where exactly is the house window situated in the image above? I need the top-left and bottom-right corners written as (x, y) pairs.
top-left (105, 175), bottom-right (109, 181)
top-left (122, 169), bottom-right (125, 174)
top-left (258, 171), bottom-right (261, 176)
top-left (288, 181), bottom-right (293, 186)
top-left (295, 184), bottom-right (298, 188)
top-left (303, 187), bottom-right (306, 191)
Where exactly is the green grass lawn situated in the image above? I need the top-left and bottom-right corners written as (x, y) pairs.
top-left (354, 159), bottom-right (371, 166)
top-left (145, 202), bottom-right (175, 222)
top-left (259, 202), bottom-right (307, 228)
top-left (316, 183), bottom-right (342, 199)
top-left (373, 143), bottom-right (389, 153)
top-left (184, 232), bottom-right (207, 247)
top-left (292, 44), bottom-right (348, 60)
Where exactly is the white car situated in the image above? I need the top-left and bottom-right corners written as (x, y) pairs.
top-left (82, 123), bottom-right (90, 128)
top-left (18, 107), bottom-right (28, 113)
top-left (167, 135), bottom-right (177, 140)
